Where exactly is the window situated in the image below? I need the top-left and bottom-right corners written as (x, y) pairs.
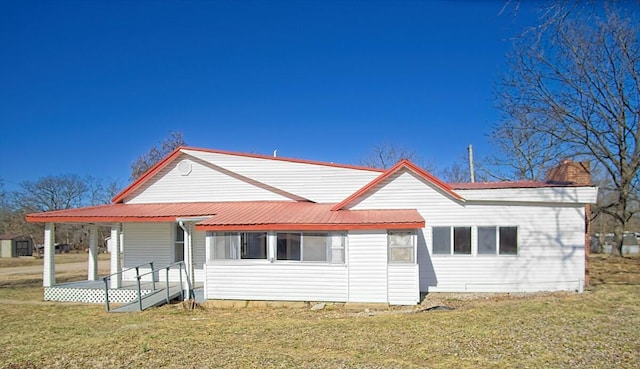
top-left (432, 226), bottom-right (471, 255)
top-left (174, 224), bottom-right (184, 262)
top-left (388, 231), bottom-right (414, 263)
top-left (478, 227), bottom-right (497, 254)
top-left (303, 233), bottom-right (329, 262)
top-left (241, 232), bottom-right (267, 259)
top-left (477, 226), bottom-right (519, 255)
top-left (432, 227), bottom-right (451, 254)
top-left (213, 232), bottom-right (267, 260)
top-left (276, 232), bottom-right (344, 263)
top-left (277, 233), bottom-right (301, 260)
top-left (454, 227), bottom-right (471, 254)
top-left (499, 227), bottom-right (518, 255)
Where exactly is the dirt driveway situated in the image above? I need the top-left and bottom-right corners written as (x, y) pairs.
top-left (0, 260), bottom-right (111, 276)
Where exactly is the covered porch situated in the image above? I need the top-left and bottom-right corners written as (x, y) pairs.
top-left (26, 216), bottom-right (207, 307)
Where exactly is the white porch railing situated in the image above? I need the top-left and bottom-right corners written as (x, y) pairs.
top-left (102, 261), bottom-right (192, 312)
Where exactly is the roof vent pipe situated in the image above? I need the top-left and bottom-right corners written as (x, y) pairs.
top-left (273, 149), bottom-right (277, 157)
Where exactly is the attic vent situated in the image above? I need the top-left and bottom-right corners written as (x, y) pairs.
top-left (177, 160), bottom-right (192, 176)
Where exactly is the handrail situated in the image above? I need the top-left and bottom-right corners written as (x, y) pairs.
top-left (103, 260), bottom-right (192, 312)
top-left (104, 261), bottom-right (155, 281)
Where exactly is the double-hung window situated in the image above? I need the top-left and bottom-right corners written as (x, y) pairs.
top-left (212, 232), bottom-right (267, 260)
top-left (432, 226), bottom-right (472, 255)
top-left (174, 224), bottom-right (185, 262)
top-left (388, 231), bottom-right (415, 263)
top-left (478, 226), bottom-right (518, 255)
top-left (276, 232), bottom-right (344, 263)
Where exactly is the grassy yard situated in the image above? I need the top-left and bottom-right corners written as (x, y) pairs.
top-left (1, 255), bottom-right (639, 368)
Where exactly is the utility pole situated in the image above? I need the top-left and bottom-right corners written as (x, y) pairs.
top-left (468, 145), bottom-right (475, 183)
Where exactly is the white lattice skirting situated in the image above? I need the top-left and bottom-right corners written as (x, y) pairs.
top-left (44, 286), bottom-right (153, 304)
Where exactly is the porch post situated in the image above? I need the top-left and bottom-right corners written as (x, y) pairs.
top-left (43, 223), bottom-right (55, 287)
top-left (110, 223), bottom-right (122, 288)
top-left (88, 224), bottom-right (98, 281)
top-left (183, 223), bottom-right (193, 300)
top-left (204, 231), bottom-right (211, 300)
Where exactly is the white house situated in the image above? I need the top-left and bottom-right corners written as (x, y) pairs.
top-left (27, 147), bottom-right (598, 305)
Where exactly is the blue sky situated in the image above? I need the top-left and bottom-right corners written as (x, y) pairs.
top-left (0, 0), bottom-right (541, 190)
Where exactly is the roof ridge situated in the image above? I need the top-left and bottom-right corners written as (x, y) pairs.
top-left (331, 159), bottom-right (463, 211)
top-left (180, 146), bottom-right (385, 173)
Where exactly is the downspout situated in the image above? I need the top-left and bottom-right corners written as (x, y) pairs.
top-left (178, 220), bottom-right (194, 299)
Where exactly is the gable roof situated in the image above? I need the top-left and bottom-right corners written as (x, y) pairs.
top-left (25, 201), bottom-right (425, 231)
top-left (332, 159), bottom-right (464, 211)
top-left (112, 146), bottom-right (384, 203)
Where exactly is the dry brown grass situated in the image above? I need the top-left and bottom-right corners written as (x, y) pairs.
top-left (0, 255), bottom-right (639, 368)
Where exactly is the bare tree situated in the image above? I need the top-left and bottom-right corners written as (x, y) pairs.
top-left (360, 142), bottom-right (435, 171)
top-left (0, 179), bottom-right (5, 207)
top-left (14, 174), bottom-right (89, 213)
top-left (85, 176), bottom-right (122, 205)
top-left (482, 116), bottom-right (570, 181)
top-left (8, 175), bottom-right (118, 246)
top-left (496, 2), bottom-right (640, 255)
top-left (130, 130), bottom-right (186, 180)
top-left (440, 162), bottom-right (471, 183)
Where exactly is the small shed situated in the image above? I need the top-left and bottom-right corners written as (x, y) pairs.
top-left (0, 234), bottom-right (34, 257)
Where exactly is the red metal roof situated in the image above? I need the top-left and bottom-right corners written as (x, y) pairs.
top-left (332, 159), bottom-right (464, 211)
top-left (196, 202), bottom-right (424, 231)
top-left (26, 201), bottom-right (425, 231)
top-left (25, 203), bottom-right (224, 223)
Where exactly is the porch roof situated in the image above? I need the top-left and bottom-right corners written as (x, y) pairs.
top-left (25, 201), bottom-right (425, 231)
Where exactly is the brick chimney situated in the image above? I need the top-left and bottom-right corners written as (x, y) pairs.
top-left (546, 159), bottom-right (591, 185)
top-left (546, 159), bottom-right (592, 287)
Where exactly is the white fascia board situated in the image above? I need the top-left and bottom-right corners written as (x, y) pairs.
top-left (456, 186), bottom-right (598, 204)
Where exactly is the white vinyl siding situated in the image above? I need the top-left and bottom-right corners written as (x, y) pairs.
top-left (388, 264), bottom-right (419, 305)
top-left (456, 187), bottom-right (598, 204)
top-left (423, 206), bottom-right (585, 292)
top-left (121, 222), bottom-right (206, 284)
top-left (180, 149), bottom-right (382, 203)
top-left (205, 263), bottom-right (348, 301)
top-left (351, 169), bottom-right (588, 293)
top-left (347, 231), bottom-right (388, 303)
top-left (192, 230), bottom-right (206, 270)
top-left (123, 223), bottom-right (172, 269)
top-left (126, 154), bottom-right (292, 204)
